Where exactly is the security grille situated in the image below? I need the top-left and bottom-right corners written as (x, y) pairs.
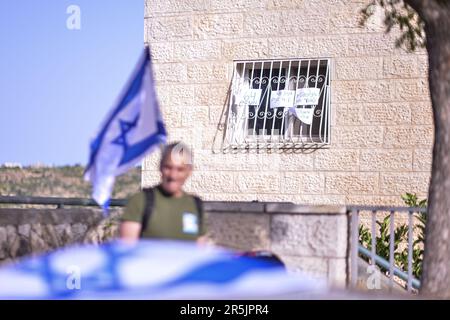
top-left (224, 59), bottom-right (331, 150)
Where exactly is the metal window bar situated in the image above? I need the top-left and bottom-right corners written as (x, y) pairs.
top-left (349, 205), bottom-right (425, 293)
top-left (277, 61), bottom-right (292, 144)
top-left (286, 60), bottom-right (304, 145)
top-left (310, 60), bottom-right (320, 142)
top-left (269, 63), bottom-right (282, 142)
top-left (319, 66), bottom-right (330, 144)
top-left (224, 58), bottom-right (331, 150)
top-left (298, 60), bottom-right (311, 145)
top-left (260, 61), bottom-right (273, 144)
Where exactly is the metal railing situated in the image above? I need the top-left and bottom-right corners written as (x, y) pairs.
top-left (349, 205), bottom-right (426, 293)
top-left (358, 245), bottom-right (421, 290)
top-left (0, 196), bottom-right (127, 208)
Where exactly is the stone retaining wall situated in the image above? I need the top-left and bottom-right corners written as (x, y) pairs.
top-left (0, 208), bottom-right (104, 264)
top-left (0, 202), bottom-right (349, 287)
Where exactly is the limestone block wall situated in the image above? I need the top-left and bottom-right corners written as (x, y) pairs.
top-left (143, 0), bottom-right (433, 206)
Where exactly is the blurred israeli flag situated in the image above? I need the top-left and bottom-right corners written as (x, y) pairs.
top-left (84, 46), bottom-right (167, 210)
top-left (0, 240), bottom-right (328, 299)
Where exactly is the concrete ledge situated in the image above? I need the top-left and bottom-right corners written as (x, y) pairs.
top-left (204, 201), bottom-right (265, 213)
top-left (265, 203), bottom-right (347, 215)
top-left (0, 208), bottom-right (103, 225)
top-left (204, 201), bottom-right (346, 215)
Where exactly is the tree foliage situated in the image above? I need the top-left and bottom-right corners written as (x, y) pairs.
top-left (360, 0), bottom-right (425, 51)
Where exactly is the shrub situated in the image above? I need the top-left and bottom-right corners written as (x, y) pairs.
top-left (359, 193), bottom-right (427, 279)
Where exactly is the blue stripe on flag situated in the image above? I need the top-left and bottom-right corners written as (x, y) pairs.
top-left (158, 256), bottom-right (281, 289)
top-left (118, 120), bottom-right (167, 165)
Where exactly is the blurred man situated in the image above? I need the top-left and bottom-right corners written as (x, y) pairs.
top-left (120, 142), bottom-right (206, 243)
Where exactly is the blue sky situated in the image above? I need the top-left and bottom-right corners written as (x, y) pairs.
top-left (0, 0), bottom-right (144, 166)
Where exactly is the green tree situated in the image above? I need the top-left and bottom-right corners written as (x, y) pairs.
top-left (361, 0), bottom-right (450, 298)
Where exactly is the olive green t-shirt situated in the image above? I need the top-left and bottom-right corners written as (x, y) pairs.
top-left (121, 186), bottom-right (204, 241)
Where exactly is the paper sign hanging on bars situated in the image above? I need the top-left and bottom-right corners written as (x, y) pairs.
top-left (289, 106), bottom-right (315, 125)
top-left (295, 88), bottom-right (320, 105)
top-left (237, 88), bottom-right (262, 105)
top-left (270, 90), bottom-right (295, 109)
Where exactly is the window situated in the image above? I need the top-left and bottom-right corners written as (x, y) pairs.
top-left (224, 59), bottom-right (330, 150)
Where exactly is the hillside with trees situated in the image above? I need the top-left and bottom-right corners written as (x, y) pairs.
top-left (0, 165), bottom-right (141, 199)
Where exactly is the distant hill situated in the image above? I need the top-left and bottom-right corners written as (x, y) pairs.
top-left (0, 165), bottom-right (141, 199)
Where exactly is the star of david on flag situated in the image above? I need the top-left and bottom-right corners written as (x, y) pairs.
top-left (84, 46), bottom-right (167, 211)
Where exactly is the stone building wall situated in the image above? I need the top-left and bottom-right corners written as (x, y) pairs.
top-left (142, 0), bottom-right (433, 206)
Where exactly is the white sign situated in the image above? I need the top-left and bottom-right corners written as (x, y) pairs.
top-left (237, 88), bottom-right (262, 105)
top-left (295, 88), bottom-right (320, 105)
top-left (289, 107), bottom-right (315, 125)
top-left (270, 90), bottom-right (295, 109)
